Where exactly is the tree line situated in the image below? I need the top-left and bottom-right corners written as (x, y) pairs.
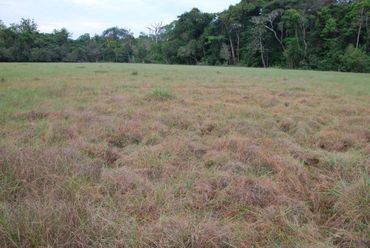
top-left (0, 0), bottom-right (369, 72)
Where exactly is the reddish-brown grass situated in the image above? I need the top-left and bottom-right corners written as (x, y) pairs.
top-left (0, 63), bottom-right (369, 247)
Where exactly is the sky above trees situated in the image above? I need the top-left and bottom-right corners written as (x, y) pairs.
top-left (0, 0), bottom-right (240, 38)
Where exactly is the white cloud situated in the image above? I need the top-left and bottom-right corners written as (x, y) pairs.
top-left (67, 0), bottom-right (101, 5)
top-left (38, 20), bottom-right (108, 35)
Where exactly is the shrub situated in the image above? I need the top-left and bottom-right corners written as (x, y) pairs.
top-left (340, 45), bottom-right (370, 73)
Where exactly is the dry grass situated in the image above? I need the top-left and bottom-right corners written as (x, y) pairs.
top-left (0, 63), bottom-right (369, 247)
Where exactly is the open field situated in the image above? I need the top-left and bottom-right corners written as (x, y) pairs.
top-left (0, 63), bottom-right (369, 247)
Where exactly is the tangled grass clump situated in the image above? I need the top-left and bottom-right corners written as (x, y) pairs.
top-left (148, 87), bottom-right (175, 100)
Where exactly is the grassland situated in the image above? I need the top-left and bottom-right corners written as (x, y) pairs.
top-left (0, 63), bottom-right (369, 247)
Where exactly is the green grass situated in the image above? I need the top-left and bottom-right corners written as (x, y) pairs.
top-left (149, 87), bottom-right (175, 100)
top-left (0, 63), bottom-right (369, 247)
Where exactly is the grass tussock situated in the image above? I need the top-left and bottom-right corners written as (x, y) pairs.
top-left (148, 87), bottom-right (175, 100)
top-left (108, 121), bottom-right (144, 148)
top-left (16, 111), bottom-right (49, 121)
top-left (0, 63), bottom-right (369, 247)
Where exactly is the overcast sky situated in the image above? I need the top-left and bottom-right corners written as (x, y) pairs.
top-left (0, 0), bottom-right (240, 38)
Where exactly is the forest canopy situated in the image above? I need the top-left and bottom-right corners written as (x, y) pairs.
top-left (0, 0), bottom-right (369, 72)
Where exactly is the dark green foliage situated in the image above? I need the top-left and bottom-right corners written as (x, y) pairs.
top-left (0, 0), bottom-right (369, 72)
top-left (341, 45), bottom-right (370, 72)
top-left (284, 37), bottom-right (305, 69)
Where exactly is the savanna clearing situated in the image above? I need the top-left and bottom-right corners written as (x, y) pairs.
top-left (0, 63), bottom-right (369, 247)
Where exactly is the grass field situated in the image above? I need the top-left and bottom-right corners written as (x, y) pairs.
top-left (0, 63), bottom-right (369, 247)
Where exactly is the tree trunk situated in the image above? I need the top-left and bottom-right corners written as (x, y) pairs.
top-left (280, 23), bottom-right (284, 46)
top-left (295, 26), bottom-right (300, 50)
top-left (236, 32), bottom-right (240, 63)
top-left (193, 56), bottom-right (198, 64)
top-left (259, 34), bottom-right (266, 68)
top-left (265, 23), bottom-right (285, 51)
top-left (228, 34), bottom-right (236, 64)
top-left (302, 26), bottom-right (308, 54)
top-left (356, 7), bottom-right (364, 49)
top-left (302, 23), bottom-right (308, 64)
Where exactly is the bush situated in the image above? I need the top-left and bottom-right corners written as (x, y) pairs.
top-left (340, 45), bottom-right (370, 73)
top-left (30, 48), bottom-right (57, 62)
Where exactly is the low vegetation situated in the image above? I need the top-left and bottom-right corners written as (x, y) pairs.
top-left (148, 87), bottom-right (175, 100)
top-left (0, 63), bottom-right (369, 247)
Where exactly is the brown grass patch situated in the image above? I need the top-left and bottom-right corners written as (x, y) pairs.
top-left (108, 121), bottom-right (144, 148)
top-left (16, 111), bottom-right (49, 121)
